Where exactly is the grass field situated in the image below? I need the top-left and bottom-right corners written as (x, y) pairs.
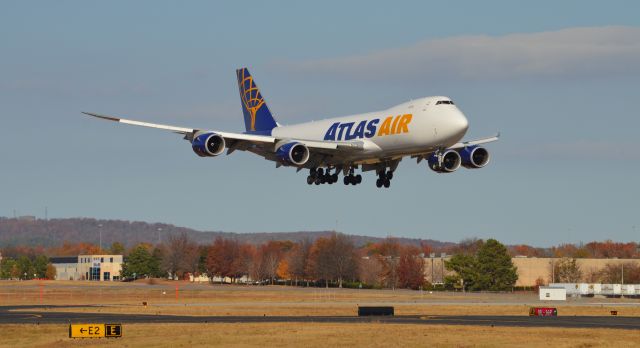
top-left (1, 280), bottom-right (639, 347)
top-left (1, 323), bottom-right (639, 348)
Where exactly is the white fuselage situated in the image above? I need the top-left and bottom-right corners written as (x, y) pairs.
top-left (272, 96), bottom-right (469, 163)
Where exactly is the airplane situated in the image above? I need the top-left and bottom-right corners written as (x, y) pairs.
top-left (84, 67), bottom-right (499, 188)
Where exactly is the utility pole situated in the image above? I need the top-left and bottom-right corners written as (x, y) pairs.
top-left (98, 223), bottom-right (103, 253)
top-left (551, 259), bottom-right (555, 284)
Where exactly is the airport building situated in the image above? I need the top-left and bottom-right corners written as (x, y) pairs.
top-left (424, 256), bottom-right (640, 287)
top-left (50, 255), bottom-right (123, 281)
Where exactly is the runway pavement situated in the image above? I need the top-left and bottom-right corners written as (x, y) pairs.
top-left (1, 305), bottom-right (639, 329)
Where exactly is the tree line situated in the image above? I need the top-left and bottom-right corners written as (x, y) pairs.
top-left (118, 233), bottom-right (429, 290)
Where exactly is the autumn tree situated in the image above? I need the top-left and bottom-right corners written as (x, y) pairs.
top-left (45, 263), bottom-right (57, 280)
top-left (397, 246), bottom-right (425, 290)
top-left (358, 256), bottom-right (384, 287)
top-left (307, 233), bottom-right (358, 288)
top-left (552, 258), bottom-right (582, 283)
top-left (287, 239), bottom-right (312, 285)
top-left (206, 237), bottom-right (244, 283)
top-left (253, 241), bottom-right (285, 284)
top-left (378, 237), bottom-right (402, 289)
top-left (597, 262), bottom-right (640, 284)
top-left (162, 233), bottom-right (199, 280)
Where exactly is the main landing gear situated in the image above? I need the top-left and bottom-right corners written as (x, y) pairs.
top-left (307, 167), bottom-right (361, 186)
top-left (343, 171), bottom-right (362, 185)
top-left (375, 170), bottom-right (393, 188)
top-left (307, 168), bottom-right (339, 185)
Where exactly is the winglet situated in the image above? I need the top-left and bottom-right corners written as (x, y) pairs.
top-left (82, 112), bottom-right (120, 122)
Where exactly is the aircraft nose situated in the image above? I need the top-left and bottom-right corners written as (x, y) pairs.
top-left (458, 112), bottom-right (469, 133)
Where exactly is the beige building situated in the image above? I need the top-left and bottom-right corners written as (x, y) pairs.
top-left (424, 256), bottom-right (640, 287)
top-left (51, 255), bottom-right (123, 281)
top-left (512, 257), bottom-right (640, 287)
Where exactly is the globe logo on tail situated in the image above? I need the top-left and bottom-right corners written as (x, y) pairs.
top-left (238, 69), bottom-right (265, 131)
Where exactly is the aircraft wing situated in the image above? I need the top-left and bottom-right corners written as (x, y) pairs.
top-left (82, 112), bottom-right (361, 156)
top-left (448, 133), bottom-right (500, 149)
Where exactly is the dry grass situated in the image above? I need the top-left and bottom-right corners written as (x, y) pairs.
top-left (2, 280), bottom-right (639, 318)
top-left (2, 281), bottom-right (639, 347)
top-left (1, 323), bottom-right (639, 348)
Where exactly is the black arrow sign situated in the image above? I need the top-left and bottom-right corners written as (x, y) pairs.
top-left (80, 328), bottom-right (87, 334)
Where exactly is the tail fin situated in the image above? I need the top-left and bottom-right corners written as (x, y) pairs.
top-left (236, 68), bottom-right (278, 134)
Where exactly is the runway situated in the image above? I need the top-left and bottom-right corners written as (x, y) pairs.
top-left (1, 306), bottom-right (639, 329)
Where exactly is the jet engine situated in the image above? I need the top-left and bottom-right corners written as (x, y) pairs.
top-left (459, 146), bottom-right (490, 169)
top-left (191, 132), bottom-right (226, 157)
top-left (276, 142), bottom-right (310, 166)
top-left (428, 150), bottom-right (461, 173)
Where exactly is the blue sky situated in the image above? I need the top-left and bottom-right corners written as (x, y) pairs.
top-left (1, 1), bottom-right (639, 246)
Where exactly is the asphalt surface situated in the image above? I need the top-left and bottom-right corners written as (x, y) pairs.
top-left (1, 306), bottom-right (639, 329)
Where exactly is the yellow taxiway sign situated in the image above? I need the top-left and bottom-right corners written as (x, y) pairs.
top-left (69, 323), bottom-right (122, 338)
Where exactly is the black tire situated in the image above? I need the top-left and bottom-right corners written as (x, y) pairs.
top-left (376, 178), bottom-right (382, 188)
top-left (317, 168), bottom-right (324, 176)
top-left (344, 176), bottom-right (350, 185)
top-left (307, 176), bottom-right (313, 185)
top-left (332, 173), bottom-right (339, 182)
top-left (356, 174), bottom-right (362, 184)
top-left (383, 179), bottom-right (390, 188)
top-left (387, 171), bottom-right (393, 180)
top-left (315, 177), bottom-right (321, 185)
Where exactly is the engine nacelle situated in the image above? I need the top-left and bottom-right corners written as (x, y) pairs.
top-left (276, 142), bottom-right (310, 166)
top-left (459, 146), bottom-right (490, 169)
top-left (428, 150), bottom-right (461, 173)
top-left (191, 132), bottom-right (226, 157)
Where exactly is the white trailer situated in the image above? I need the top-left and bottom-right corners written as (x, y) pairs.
top-left (539, 287), bottom-right (567, 301)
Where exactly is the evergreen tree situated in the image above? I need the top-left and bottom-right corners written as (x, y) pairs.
top-left (475, 239), bottom-right (518, 291)
top-left (32, 255), bottom-right (49, 278)
top-left (109, 242), bottom-right (126, 255)
top-left (121, 244), bottom-right (154, 279)
top-left (16, 256), bottom-right (33, 279)
top-left (445, 239), bottom-right (518, 291)
top-left (445, 253), bottom-right (478, 290)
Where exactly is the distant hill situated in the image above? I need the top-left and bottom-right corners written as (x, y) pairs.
top-left (0, 217), bottom-right (454, 249)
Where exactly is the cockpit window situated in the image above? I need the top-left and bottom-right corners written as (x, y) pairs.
top-left (436, 100), bottom-right (454, 105)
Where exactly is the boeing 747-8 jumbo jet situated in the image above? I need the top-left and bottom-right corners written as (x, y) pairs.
top-left (85, 68), bottom-right (499, 188)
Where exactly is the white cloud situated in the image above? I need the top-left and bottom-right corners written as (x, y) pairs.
top-left (279, 26), bottom-right (640, 81)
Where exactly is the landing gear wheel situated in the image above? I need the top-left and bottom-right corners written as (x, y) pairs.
top-left (355, 174), bottom-right (362, 184)
top-left (315, 177), bottom-right (321, 185)
top-left (326, 174), bottom-right (333, 184)
top-left (332, 173), bottom-right (339, 183)
top-left (386, 171), bottom-right (393, 180)
top-left (307, 176), bottom-right (313, 185)
top-left (376, 178), bottom-right (383, 188)
top-left (344, 176), bottom-right (350, 185)
top-left (383, 179), bottom-right (391, 188)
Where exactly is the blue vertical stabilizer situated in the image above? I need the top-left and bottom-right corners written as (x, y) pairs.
top-left (236, 68), bottom-right (278, 134)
